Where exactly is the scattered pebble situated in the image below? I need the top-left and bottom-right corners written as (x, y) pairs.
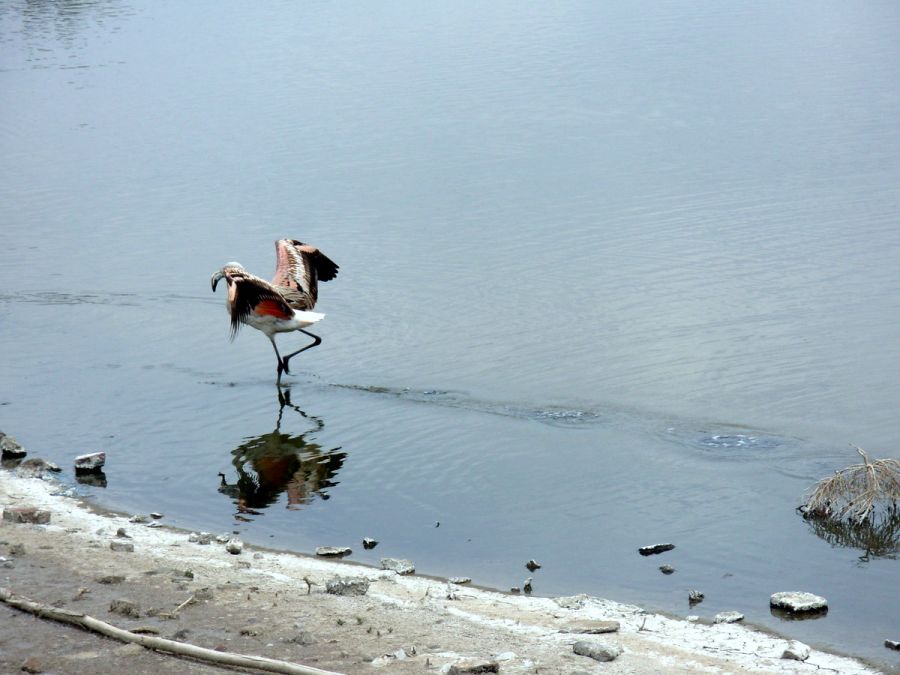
top-left (109, 598), bottom-right (141, 618)
top-left (110, 541), bottom-right (134, 553)
top-left (2, 507), bottom-right (51, 525)
top-left (150, 512), bottom-right (163, 519)
top-left (782, 640), bottom-right (811, 661)
top-left (225, 538), bottom-right (243, 555)
top-left (215, 534), bottom-right (230, 544)
top-left (525, 559), bottom-right (542, 572)
top-left (316, 546), bottom-right (351, 557)
top-left (189, 532), bottom-right (212, 545)
top-left (638, 543), bottom-right (675, 556)
top-left (573, 640), bottom-right (623, 662)
top-left (770, 591), bottom-right (828, 613)
top-left (714, 611), bottom-right (744, 624)
top-left (362, 537), bottom-right (378, 549)
top-left (659, 564), bottom-right (675, 574)
top-left (381, 557), bottom-right (415, 575)
top-left (325, 577), bottom-right (370, 596)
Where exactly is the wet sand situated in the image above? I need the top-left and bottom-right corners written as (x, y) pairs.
top-left (0, 470), bottom-right (883, 674)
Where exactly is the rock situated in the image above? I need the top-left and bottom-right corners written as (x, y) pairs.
top-left (316, 546), bottom-right (351, 557)
top-left (770, 591), bottom-right (828, 613)
top-left (129, 515), bottom-right (149, 524)
top-left (3, 507), bottom-right (51, 525)
top-left (688, 589), bottom-right (704, 604)
top-left (74, 452), bottom-right (105, 473)
top-left (449, 576), bottom-right (472, 584)
top-left (110, 541), bottom-right (134, 553)
top-left (714, 611), bottom-right (744, 624)
top-left (215, 533), bottom-right (230, 543)
top-left (21, 656), bottom-right (43, 673)
top-left (363, 537), bottom-right (378, 549)
top-left (886, 640), bottom-right (900, 651)
top-left (446, 657), bottom-right (499, 674)
top-left (639, 543), bottom-right (675, 556)
top-left (381, 557), bottom-right (415, 575)
top-left (225, 538), bottom-right (243, 555)
top-left (189, 532), bottom-right (212, 545)
top-left (150, 512), bottom-right (163, 519)
top-left (686, 615), bottom-right (699, 622)
top-left (573, 640), bottom-right (623, 662)
top-left (525, 559), bottom-right (542, 571)
top-left (523, 577), bottom-right (533, 593)
top-left (97, 575), bottom-right (125, 585)
top-left (0, 434), bottom-right (27, 458)
top-left (15, 458), bottom-right (60, 478)
top-left (116, 528), bottom-right (130, 538)
top-left (659, 564), bottom-right (675, 574)
top-left (559, 620), bottom-right (620, 634)
top-left (326, 577), bottom-right (370, 596)
top-left (109, 598), bottom-right (141, 618)
top-left (782, 640), bottom-right (811, 661)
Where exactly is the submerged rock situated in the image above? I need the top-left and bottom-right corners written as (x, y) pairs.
top-left (688, 589), bottom-right (704, 605)
top-left (770, 591), bottom-right (828, 613)
top-left (573, 640), bottom-right (623, 662)
top-left (74, 452), bottom-right (105, 473)
top-left (362, 537), bottom-right (378, 549)
top-left (525, 559), bottom-right (542, 572)
top-left (639, 543), bottom-right (675, 556)
top-left (659, 564), bottom-right (675, 574)
top-left (381, 557), bottom-right (415, 575)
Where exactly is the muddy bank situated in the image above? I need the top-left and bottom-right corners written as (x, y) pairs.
top-left (0, 471), bottom-right (883, 674)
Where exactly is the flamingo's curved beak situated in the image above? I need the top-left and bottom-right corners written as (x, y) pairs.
top-left (211, 270), bottom-right (224, 292)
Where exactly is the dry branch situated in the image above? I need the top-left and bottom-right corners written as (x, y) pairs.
top-left (0, 587), bottom-right (341, 675)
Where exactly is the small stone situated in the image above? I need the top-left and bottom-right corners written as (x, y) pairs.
top-left (559, 620), bottom-right (620, 634)
top-left (129, 515), bottom-right (149, 524)
top-left (150, 512), bottom-right (163, 519)
top-left (509, 587), bottom-right (520, 594)
top-left (525, 559), bottom-right (542, 571)
top-left (573, 640), bottom-right (623, 662)
top-left (116, 528), bottom-right (130, 538)
top-left (146, 521), bottom-right (161, 528)
top-left (109, 598), bottom-right (141, 618)
top-left (74, 452), bottom-right (106, 473)
top-left (449, 576), bottom-right (472, 584)
top-left (189, 532), bottom-right (212, 545)
top-left (15, 458), bottom-right (60, 478)
top-left (325, 577), bottom-right (370, 596)
top-left (688, 589), bottom-right (704, 604)
top-left (447, 657), bottom-right (499, 674)
top-left (770, 591), bottom-right (828, 613)
top-left (0, 434), bottom-right (27, 458)
top-left (362, 537), bottom-right (378, 549)
top-left (225, 538), bottom-right (243, 555)
top-left (316, 546), bottom-right (351, 557)
top-left (639, 543), bottom-right (675, 556)
top-left (714, 611), bottom-right (744, 624)
top-left (3, 507), bottom-right (51, 525)
top-left (686, 615), bottom-right (699, 622)
top-left (659, 564), bottom-right (675, 574)
top-left (380, 557), bottom-right (415, 574)
top-left (215, 533), bottom-right (230, 543)
top-left (885, 640), bottom-right (900, 651)
top-left (782, 640), bottom-right (811, 661)
top-left (110, 541), bottom-right (134, 553)
top-left (21, 656), bottom-right (43, 673)
top-left (97, 575), bottom-right (125, 585)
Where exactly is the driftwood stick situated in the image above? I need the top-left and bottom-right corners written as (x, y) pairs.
top-left (0, 587), bottom-right (341, 675)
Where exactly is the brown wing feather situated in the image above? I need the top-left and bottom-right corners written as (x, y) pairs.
top-left (227, 271), bottom-right (293, 339)
top-left (271, 239), bottom-right (339, 308)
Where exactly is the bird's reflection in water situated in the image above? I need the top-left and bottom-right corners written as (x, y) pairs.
top-left (218, 388), bottom-right (346, 518)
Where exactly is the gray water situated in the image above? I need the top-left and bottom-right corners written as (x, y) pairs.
top-left (2, 1), bottom-right (899, 669)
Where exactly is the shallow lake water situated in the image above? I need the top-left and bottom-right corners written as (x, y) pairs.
top-left (2, 1), bottom-right (899, 669)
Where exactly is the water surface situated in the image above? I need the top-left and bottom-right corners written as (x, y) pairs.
top-left (2, 1), bottom-right (899, 669)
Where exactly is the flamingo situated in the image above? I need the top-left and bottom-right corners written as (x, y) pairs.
top-left (211, 239), bottom-right (339, 384)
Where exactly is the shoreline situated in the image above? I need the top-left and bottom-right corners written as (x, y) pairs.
top-left (0, 469), bottom-right (884, 674)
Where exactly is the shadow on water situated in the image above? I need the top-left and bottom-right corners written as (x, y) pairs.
top-left (216, 388), bottom-right (346, 519)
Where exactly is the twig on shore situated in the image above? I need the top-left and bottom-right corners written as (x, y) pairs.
top-left (173, 594), bottom-right (195, 614)
top-left (0, 587), bottom-right (341, 675)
